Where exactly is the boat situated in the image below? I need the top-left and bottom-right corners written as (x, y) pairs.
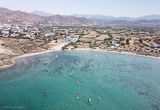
top-left (56, 54), bottom-right (58, 59)
top-left (70, 72), bottom-right (72, 75)
top-left (98, 96), bottom-right (100, 100)
top-left (77, 94), bottom-right (79, 100)
top-left (88, 96), bottom-right (91, 102)
top-left (45, 62), bottom-right (48, 65)
top-left (77, 80), bottom-right (79, 84)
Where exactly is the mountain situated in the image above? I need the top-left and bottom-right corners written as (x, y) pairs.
top-left (136, 14), bottom-right (160, 20)
top-left (71, 14), bottom-right (160, 21)
top-left (31, 10), bottom-right (54, 16)
top-left (45, 14), bottom-right (93, 25)
top-left (0, 7), bottom-right (44, 23)
top-left (0, 7), bottom-right (94, 25)
top-left (92, 19), bottom-right (160, 27)
top-left (71, 14), bottom-right (116, 20)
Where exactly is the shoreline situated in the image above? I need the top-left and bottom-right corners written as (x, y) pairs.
top-left (0, 49), bottom-right (58, 69)
top-left (0, 42), bottom-right (68, 69)
top-left (0, 47), bottom-right (160, 69)
top-left (73, 48), bottom-right (160, 59)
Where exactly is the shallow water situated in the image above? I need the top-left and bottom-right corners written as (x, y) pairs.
top-left (0, 51), bottom-right (160, 110)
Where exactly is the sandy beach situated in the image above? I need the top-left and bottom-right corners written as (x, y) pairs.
top-left (1, 45), bottom-right (160, 69)
top-left (0, 42), bottom-right (68, 69)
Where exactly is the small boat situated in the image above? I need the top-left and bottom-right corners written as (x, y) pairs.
top-left (98, 96), bottom-right (100, 100)
top-left (56, 54), bottom-right (58, 59)
top-left (77, 94), bottom-right (79, 100)
top-left (77, 80), bottom-right (79, 84)
top-left (45, 62), bottom-right (48, 65)
top-left (88, 96), bottom-right (91, 102)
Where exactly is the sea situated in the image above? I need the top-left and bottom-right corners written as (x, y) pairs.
top-left (0, 50), bottom-right (160, 110)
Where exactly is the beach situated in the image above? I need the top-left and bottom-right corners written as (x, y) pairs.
top-left (0, 42), bottom-right (68, 69)
top-left (1, 45), bottom-right (160, 69)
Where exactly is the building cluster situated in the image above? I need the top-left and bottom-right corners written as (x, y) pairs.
top-left (0, 23), bottom-right (80, 43)
top-left (0, 23), bottom-right (39, 40)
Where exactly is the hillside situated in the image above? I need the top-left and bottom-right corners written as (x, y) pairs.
top-left (45, 14), bottom-right (93, 25)
top-left (0, 7), bottom-right (44, 23)
top-left (30, 10), bottom-right (54, 16)
top-left (0, 8), bottom-right (94, 25)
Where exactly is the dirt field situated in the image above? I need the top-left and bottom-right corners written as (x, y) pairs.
top-left (82, 31), bottom-right (99, 38)
top-left (95, 34), bottom-right (109, 40)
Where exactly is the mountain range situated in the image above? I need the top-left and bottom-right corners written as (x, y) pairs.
top-left (30, 10), bottom-right (160, 21)
top-left (1, 7), bottom-right (160, 27)
top-left (31, 10), bottom-right (54, 16)
top-left (0, 7), bottom-right (92, 25)
top-left (71, 14), bottom-right (160, 21)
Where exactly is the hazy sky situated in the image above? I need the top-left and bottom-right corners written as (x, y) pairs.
top-left (0, 0), bottom-right (160, 17)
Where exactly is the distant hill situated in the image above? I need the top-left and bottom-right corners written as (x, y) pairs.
top-left (1, 7), bottom-right (160, 27)
top-left (92, 19), bottom-right (160, 27)
top-left (71, 14), bottom-right (160, 21)
top-left (136, 14), bottom-right (160, 20)
top-left (30, 10), bottom-right (54, 16)
top-left (0, 7), bottom-right (94, 25)
top-left (0, 7), bottom-right (44, 23)
top-left (45, 14), bottom-right (93, 25)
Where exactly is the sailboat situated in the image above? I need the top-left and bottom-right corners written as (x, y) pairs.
top-left (88, 96), bottom-right (91, 102)
top-left (56, 54), bottom-right (58, 59)
top-left (77, 94), bottom-right (79, 100)
top-left (98, 96), bottom-right (100, 100)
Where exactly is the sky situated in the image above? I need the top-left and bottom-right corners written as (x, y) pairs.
top-left (0, 0), bottom-right (160, 18)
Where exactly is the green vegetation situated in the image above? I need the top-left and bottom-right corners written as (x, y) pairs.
top-left (120, 37), bottom-right (125, 41)
top-left (121, 43), bottom-right (125, 46)
top-left (62, 42), bottom-right (77, 50)
top-left (139, 39), bottom-right (143, 43)
top-left (0, 30), bottom-right (2, 35)
top-left (103, 38), bottom-right (112, 46)
top-left (126, 39), bottom-right (130, 45)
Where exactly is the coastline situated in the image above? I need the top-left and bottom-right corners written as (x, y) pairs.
top-left (73, 48), bottom-right (160, 59)
top-left (0, 42), bottom-right (68, 70)
top-left (0, 49), bottom-right (58, 69)
top-left (1, 47), bottom-right (160, 70)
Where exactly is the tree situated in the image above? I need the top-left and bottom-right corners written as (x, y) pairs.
top-left (120, 37), bottom-right (125, 41)
top-left (139, 39), bottom-right (143, 43)
top-left (35, 33), bottom-right (37, 36)
top-left (121, 43), bottom-right (125, 46)
top-left (0, 30), bottom-right (2, 35)
top-left (126, 39), bottom-right (130, 45)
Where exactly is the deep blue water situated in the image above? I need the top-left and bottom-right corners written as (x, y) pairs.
top-left (0, 51), bottom-right (160, 110)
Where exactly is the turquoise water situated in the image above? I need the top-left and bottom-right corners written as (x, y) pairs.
top-left (0, 51), bottom-right (160, 110)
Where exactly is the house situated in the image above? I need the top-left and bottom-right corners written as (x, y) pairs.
top-left (2, 31), bottom-right (9, 35)
top-left (65, 36), bottom-right (76, 42)
top-left (150, 44), bottom-right (158, 48)
top-left (112, 43), bottom-right (120, 48)
top-left (113, 38), bottom-right (120, 41)
top-left (45, 33), bottom-right (54, 37)
top-left (23, 34), bottom-right (31, 39)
